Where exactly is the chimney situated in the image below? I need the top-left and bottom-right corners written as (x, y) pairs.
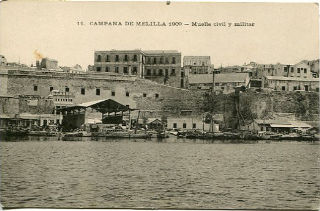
top-left (36, 60), bottom-right (40, 70)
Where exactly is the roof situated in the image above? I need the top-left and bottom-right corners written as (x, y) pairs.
top-left (255, 119), bottom-right (312, 128)
top-left (0, 114), bottom-right (11, 119)
top-left (78, 99), bottom-right (106, 107)
top-left (95, 49), bottom-right (143, 53)
top-left (148, 119), bottom-right (163, 125)
top-left (188, 73), bottom-right (249, 84)
top-left (183, 56), bottom-right (211, 66)
top-left (42, 57), bottom-right (58, 62)
top-left (143, 50), bottom-right (180, 55)
top-left (265, 76), bottom-right (319, 82)
top-left (270, 124), bottom-right (293, 128)
top-left (59, 99), bottom-right (130, 113)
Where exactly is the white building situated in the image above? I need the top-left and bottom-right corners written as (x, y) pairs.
top-left (187, 73), bottom-right (250, 94)
top-left (264, 76), bottom-right (319, 92)
top-left (167, 117), bottom-right (219, 132)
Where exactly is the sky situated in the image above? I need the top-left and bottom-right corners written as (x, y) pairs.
top-left (0, 1), bottom-right (319, 69)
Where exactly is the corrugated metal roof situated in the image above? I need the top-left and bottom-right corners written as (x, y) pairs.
top-left (77, 99), bottom-right (106, 107)
top-left (188, 73), bottom-right (249, 84)
top-left (256, 119), bottom-right (312, 128)
top-left (270, 124), bottom-right (294, 128)
top-left (288, 121), bottom-right (312, 128)
top-left (265, 76), bottom-right (319, 82)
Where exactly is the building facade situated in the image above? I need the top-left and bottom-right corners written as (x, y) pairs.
top-left (167, 117), bottom-right (219, 132)
top-left (143, 50), bottom-right (182, 88)
top-left (264, 76), bottom-right (319, 92)
top-left (40, 58), bottom-right (58, 70)
top-left (94, 50), bottom-right (144, 77)
top-left (187, 73), bottom-right (250, 94)
top-left (183, 56), bottom-right (212, 74)
top-left (93, 49), bottom-right (182, 88)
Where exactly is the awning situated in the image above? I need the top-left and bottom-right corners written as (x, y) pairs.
top-left (58, 99), bottom-right (133, 114)
top-left (270, 122), bottom-right (312, 128)
top-left (270, 124), bottom-right (293, 128)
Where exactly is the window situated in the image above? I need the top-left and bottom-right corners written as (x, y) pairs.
top-left (291, 67), bottom-right (294, 73)
top-left (147, 57), bottom-right (151, 64)
top-left (155, 93), bottom-right (159, 98)
top-left (172, 57), bottom-right (176, 64)
top-left (165, 57), bottom-right (169, 64)
top-left (146, 69), bottom-right (151, 76)
top-left (132, 67), bottom-right (137, 75)
top-left (284, 67), bottom-right (287, 72)
top-left (34, 85), bottom-right (38, 91)
top-left (152, 69), bottom-right (156, 75)
top-left (81, 88), bottom-right (85, 95)
top-left (282, 86), bottom-right (286, 91)
top-left (193, 123), bottom-right (196, 129)
top-left (126, 91), bottom-right (129, 97)
top-left (293, 86), bottom-right (297, 90)
top-left (153, 57), bottom-right (157, 64)
top-left (106, 55), bottom-right (110, 62)
top-left (65, 87), bottom-right (69, 92)
top-left (123, 67), bottom-right (128, 74)
top-left (181, 72), bottom-right (185, 77)
top-left (133, 55), bottom-right (137, 61)
top-left (115, 55), bottom-right (119, 62)
top-left (111, 91), bottom-right (115, 96)
top-left (159, 69), bottom-right (163, 75)
top-left (304, 68), bottom-right (307, 73)
top-left (96, 55), bottom-right (101, 62)
top-left (215, 83), bottom-right (219, 86)
top-left (183, 123), bottom-right (186, 128)
top-left (115, 67), bottom-right (119, 73)
top-left (50, 86), bottom-right (53, 92)
top-left (297, 68), bottom-right (300, 73)
top-left (316, 88), bottom-right (319, 92)
top-left (143, 93), bottom-right (147, 97)
top-left (124, 55), bottom-right (128, 61)
top-left (173, 123), bottom-right (177, 128)
top-left (105, 67), bottom-right (109, 72)
top-left (171, 69), bottom-right (175, 75)
top-left (96, 67), bottom-right (101, 72)
top-left (96, 88), bottom-right (100, 95)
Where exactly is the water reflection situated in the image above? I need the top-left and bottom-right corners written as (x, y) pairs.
top-left (1, 137), bottom-right (319, 209)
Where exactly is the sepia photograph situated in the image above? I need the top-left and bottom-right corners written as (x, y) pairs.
top-left (0, 1), bottom-right (319, 210)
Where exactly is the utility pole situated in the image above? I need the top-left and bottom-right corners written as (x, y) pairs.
top-left (212, 65), bottom-right (215, 94)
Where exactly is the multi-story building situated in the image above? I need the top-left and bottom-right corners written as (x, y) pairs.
top-left (264, 76), bottom-right (319, 92)
top-left (93, 49), bottom-right (182, 88)
top-left (183, 56), bottom-right (212, 74)
top-left (285, 61), bottom-right (312, 78)
top-left (93, 50), bottom-right (144, 77)
top-left (300, 60), bottom-right (319, 78)
top-left (143, 50), bottom-right (182, 87)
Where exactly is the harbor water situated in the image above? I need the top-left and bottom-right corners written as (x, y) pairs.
top-left (1, 137), bottom-right (319, 209)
